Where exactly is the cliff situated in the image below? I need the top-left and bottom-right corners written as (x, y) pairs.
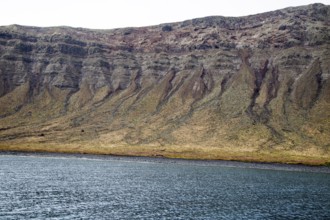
top-left (0, 4), bottom-right (329, 165)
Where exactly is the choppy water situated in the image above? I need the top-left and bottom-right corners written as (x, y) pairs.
top-left (0, 153), bottom-right (330, 219)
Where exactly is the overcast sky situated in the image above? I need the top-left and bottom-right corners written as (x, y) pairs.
top-left (1, 0), bottom-right (329, 29)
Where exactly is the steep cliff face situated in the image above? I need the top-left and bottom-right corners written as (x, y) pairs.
top-left (0, 4), bottom-right (329, 164)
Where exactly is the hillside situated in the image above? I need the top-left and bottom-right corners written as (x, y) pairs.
top-left (0, 3), bottom-right (329, 165)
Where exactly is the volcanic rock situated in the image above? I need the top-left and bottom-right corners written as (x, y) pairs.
top-left (0, 4), bottom-right (329, 164)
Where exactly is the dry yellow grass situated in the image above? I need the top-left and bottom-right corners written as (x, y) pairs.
top-left (0, 143), bottom-right (329, 166)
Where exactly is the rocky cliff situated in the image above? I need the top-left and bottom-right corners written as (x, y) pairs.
top-left (0, 4), bottom-right (329, 164)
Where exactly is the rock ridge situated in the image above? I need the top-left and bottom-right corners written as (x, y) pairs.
top-left (0, 3), bottom-right (329, 164)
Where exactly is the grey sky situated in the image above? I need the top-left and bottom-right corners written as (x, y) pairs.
top-left (0, 0), bottom-right (329, 29)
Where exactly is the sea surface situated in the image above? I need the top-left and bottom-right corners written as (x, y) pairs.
top-left (0, 152), bottom-right (329, 219)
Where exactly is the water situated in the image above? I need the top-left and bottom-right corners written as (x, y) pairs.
top-left (0, 153), bottom-right (330, 219)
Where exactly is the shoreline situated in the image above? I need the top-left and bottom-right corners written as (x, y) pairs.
top-left (1, 150), bottom-right (330, 174)
top-left (0, 143), bottom-right (329, 166)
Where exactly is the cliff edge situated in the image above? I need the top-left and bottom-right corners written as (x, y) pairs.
top-left (0, 4), bottom-right (329, 164)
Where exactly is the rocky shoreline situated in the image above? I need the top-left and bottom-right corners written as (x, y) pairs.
top-left (1, 150), bottom-right (330, 173)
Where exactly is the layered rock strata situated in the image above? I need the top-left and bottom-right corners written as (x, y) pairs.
top-left (0, 4), bottom-right (329, 164)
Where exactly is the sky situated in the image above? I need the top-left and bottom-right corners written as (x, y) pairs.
top-left (0, 0), bottom-right (329, 29)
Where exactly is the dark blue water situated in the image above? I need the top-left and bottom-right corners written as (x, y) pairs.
top-left (0, 154), bottom-right (330, 219)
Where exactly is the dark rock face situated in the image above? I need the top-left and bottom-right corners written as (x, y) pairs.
top-left (0, 4), bottom-right (329, 163)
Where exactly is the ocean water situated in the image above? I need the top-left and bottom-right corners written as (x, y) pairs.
top-left (0, 153), bottom-right (329, 219)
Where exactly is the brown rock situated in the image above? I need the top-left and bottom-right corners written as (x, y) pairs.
top-left (0, 3), bottom-right (329, 164)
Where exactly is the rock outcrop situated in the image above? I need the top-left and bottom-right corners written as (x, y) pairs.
top-left (0, 4), bottom-right (329, 164)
